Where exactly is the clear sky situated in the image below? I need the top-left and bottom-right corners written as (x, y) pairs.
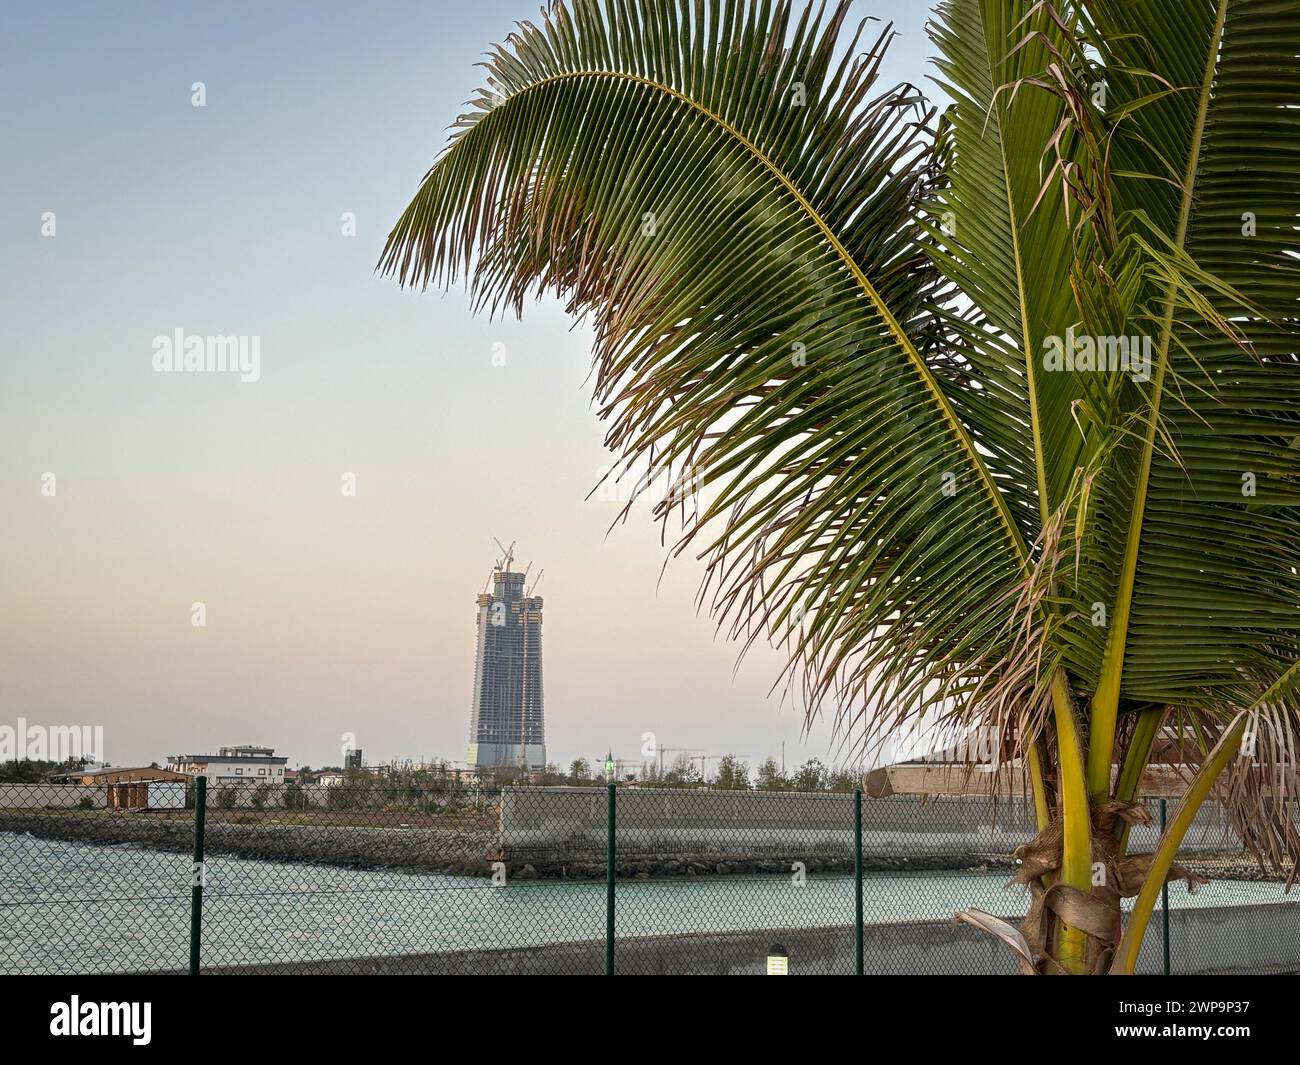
top-left (0, 1), bottom-right (935, 772)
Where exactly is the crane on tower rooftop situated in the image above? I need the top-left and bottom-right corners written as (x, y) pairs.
top-left (493, 538), bottom-right (516, 573)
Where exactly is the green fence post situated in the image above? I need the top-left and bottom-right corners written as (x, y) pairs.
top-left (854, 788), bottom-right (864, 975)
top-left (1160, 798), bottom-right (1170, 976)
top-left (606, 782), bottom-right (616, 975)
top-left (189, 774), bottom-right (207, 976)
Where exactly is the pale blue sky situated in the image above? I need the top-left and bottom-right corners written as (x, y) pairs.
top-left (0, 1), bottom-right (936, 771)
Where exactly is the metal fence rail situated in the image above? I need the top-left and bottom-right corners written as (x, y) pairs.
top-left (1, 778), bottom-right (1297, 975)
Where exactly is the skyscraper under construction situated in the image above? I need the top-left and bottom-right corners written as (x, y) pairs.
top-left (467, 548), bottom-right (545, 770)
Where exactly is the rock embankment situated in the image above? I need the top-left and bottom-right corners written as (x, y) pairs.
top-left (509, 853), bottom-right (1014, 879)
top-left (0, 813), bottom-right (497, 875)
top-left (2, 812), bottom-right (1020, 878)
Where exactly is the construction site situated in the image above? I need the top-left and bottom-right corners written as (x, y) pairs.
top-left (466, 541), bottom-right (546, 771)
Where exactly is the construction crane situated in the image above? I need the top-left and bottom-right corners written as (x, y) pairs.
top-left (526, 569), bottom-right (544, 597)
top-left (493, 537), bottom-right (516, 573)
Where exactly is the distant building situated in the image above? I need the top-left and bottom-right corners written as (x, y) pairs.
top-left (167, 745), bottom-right (288, 782)
top-left (344, 748), bottom-right (363, 770)
top-left (315, 771), bottom-right (344, 787)
top-left (467, 557), bottom-right (545, 770)
top-left (50, 766), bottom-right (189, 810)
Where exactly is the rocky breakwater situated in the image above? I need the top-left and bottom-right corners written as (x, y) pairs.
top-left (505, 852), bottom-right (1015, 879)
top-left (0, 811), bottom-right (499, 875)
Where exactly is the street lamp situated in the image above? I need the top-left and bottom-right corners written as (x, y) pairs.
top-left (767, 944), bottom-right (789, 975)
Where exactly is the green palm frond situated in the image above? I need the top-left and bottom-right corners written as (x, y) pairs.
top-left (1081, 0), bottom-right (1300, 707)
top-left (929, 0), bottom-right (1299, 809)
top-left (926, 0), bottom-right (1082, 526)
top-left (382, 0), bottom-right (1040, 737)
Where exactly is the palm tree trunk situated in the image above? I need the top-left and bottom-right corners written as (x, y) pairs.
top-left (1110, 715), bottom-right (1246, 974)
top-left (1050, 672), bottom-right (1092, 973)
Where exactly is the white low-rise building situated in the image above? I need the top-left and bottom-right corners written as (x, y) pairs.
top-left (167, 745), bottom-right (288, 782)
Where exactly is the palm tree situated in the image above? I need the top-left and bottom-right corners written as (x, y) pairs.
top-left (382, 0), bottom-right (1300, 974)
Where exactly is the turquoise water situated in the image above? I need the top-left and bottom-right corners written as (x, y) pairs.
top-left (0, 833), bottom-right (1290, 973)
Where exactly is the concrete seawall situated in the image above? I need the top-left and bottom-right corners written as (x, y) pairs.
top-left (0, 783), bottom-right (109, 808)
top-left (193, 900), bottom-right (1300, 975)
top-left (499, 786), bottom-right (1238, 864)
top-left (500, 786), bottom-right (1024, 862)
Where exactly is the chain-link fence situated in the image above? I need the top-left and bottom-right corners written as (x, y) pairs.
top-left (2, 778), bottom-right (1297, 974)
